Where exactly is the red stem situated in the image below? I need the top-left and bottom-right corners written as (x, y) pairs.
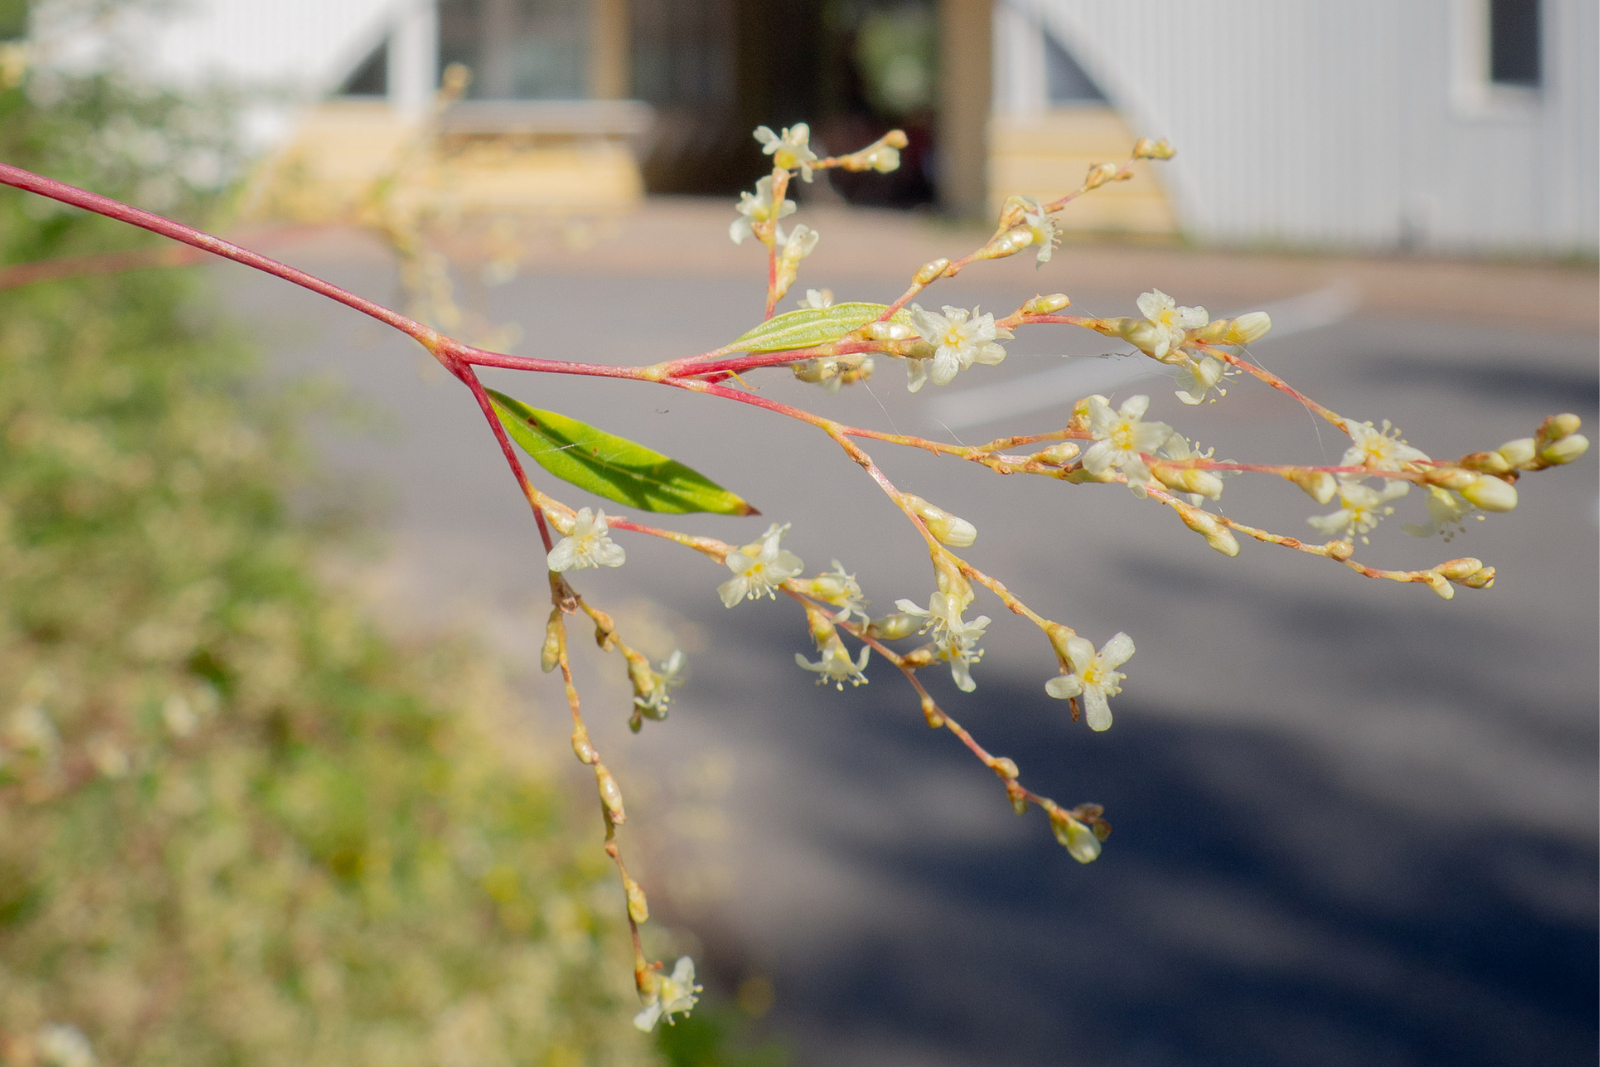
top-left (0, 162), bottom-right (440, 348)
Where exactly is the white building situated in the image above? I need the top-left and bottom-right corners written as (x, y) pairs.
top-left (37, 0), bottom-right (1597, 255)
top-left (993, 0), bottom-right (1598, 255)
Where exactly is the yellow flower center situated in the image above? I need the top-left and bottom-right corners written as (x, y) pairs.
top-left (1110, 418), bottom-right (1137, 451)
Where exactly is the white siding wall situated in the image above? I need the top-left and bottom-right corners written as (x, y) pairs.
top-left (1003, 0), bottom-right (1598, 254)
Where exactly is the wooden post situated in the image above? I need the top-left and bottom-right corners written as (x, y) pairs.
top-left (590, 0), bottom-right (630, 99)
top-left (938, 0), bottom-right (993, 218)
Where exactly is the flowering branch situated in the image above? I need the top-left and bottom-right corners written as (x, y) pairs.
top-left (0, 118), bottom-right (1586, 1031)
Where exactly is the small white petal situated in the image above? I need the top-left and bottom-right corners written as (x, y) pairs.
top-left (1083, 688), bottom-right (1113, 731)
top-left (1046, 674), bottom-right (1084, 700)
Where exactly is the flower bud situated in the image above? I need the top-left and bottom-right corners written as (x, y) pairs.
top-left (902, 645), bottom-right (937, 669)
top-left (1049, 811), bottom-right (1102, 863)
top-left (1495, 437), bottom-right (1537, 468)
top-left (994, 194), bottom-right (1032, 230)
top-left (1325, 540), bottom-right (1354, 561)
top-left (1458, 565), bottom-right (1495, 589)
top-left (1535, 413), bottom-right (1582, 447)
top-left (990, 757), bottom-right (1019, 780)
top-left (1022, 293), bottom-right (1071, 315)
top-left (804, 604), bottom-right (837, 648)
top-left (1421, 466), bottom-right (1477, 491)
top-left (920, 693), bottom-right (943, 727)
top-left (860, 320), bottom-right (916, 341)
top-left (595, 763), bottom-right (626, 823)
top-left (1120, 319), bottom-right (1166, 358)
top-left (1285, 469), bottom-right (1337, 504)
top-left (1459, 451), bottom-right (1511, 475)
top-left (625, 876), bottom-right (650, 923)
top-left (1435, 557), bottom-right (1485, 581)
top-left (932, 551), bottom-right (974, 609)
top-left (1005, 778), bottom-right (1029, 814)
top-left (1031, 441), bottom-right (1080, 465)
top-left (1066, 466), bottom-right (1119, 484)
top-left (983, 226), bottom-right (1035, 259)
top-left (541, 609), bottom-right (563, 672)
top-left (1133, 137), bottom-right (1175, 160)
top-left (914, 258), bottom-right (951, 285)
top-left (792, 357), bottom-right (838, 383)
top-left (1223, 311), bottom-right (1272, 345)
top-left (904, 493), bottom-right (977, 547)
top-left (590, 608), bottom-right (617, 650)
top-left (1175, 503), bottom-right (1239, 556)
top-left (1421, 571), bottom-right (1455, 599)
top-left (1537, 434), bottom-right (1588, 466)
top-left (867, 613), bottom-right (922, 641)
top-left (1152, 461), bottom-right (1224, 500)
top-left (1204, 527), bottom-right (1240, 556)
top-left (1460, 474), bottom-right (1518, 512)
top-left (571, 723), bottom-right (596, 764)
top-left (1083, 161), bottom-right (1121, 189)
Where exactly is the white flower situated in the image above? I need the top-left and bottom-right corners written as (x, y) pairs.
top-left (1045, 631), bottom-right (1134, 732)
top-left (894, 591), bottom-right (991, 692)
top-left (754, 123), bottom-right (819, 181)
top-left (729, 174), bottom-right (797, 245)
top-left (634, 650), bottom-right (687, 719)
top-left (633, 957), bottom-right (703, 1031)
top-left (1021, 196), bottom-right (1060, 265)
top-left (546, 507), bottom-right (625, 572)
top-left (1174, 354), bottom-right (1228, 405)
top-left (1341, 420), bottom-right (1430, 472)
top-left (719, 523), bottom-right (805, 606)
top-left (1402, 485), bottom-right (1483, 541)
top-left (797, 288), bottom-right (834, 309)
top-left (796, 638), bottom-right (870, 689)
top-left (1082, 394), bottom-right (1173, 489)
top-left (801, 560), bottom-right (870, 624)
top-left (905, 304), bottom-right (1009, 391)
top-left (1307, 478), bottom-right (1410, 543)
top-left (1130, 289), bottom-right (1208, 360)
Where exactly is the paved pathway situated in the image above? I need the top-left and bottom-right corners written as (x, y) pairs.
top-left (223, 202), bottom-right (1598, 1067)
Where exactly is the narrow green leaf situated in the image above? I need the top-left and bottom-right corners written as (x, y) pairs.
top-left (728, 302), bottom-right (915, 353)
top-left (487, 389), bottom-right (758, 516)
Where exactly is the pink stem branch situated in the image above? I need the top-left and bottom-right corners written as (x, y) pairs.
top-left (0, 162), bottom-right (440, 348)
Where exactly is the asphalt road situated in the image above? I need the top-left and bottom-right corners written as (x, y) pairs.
top-left (220, 219), bottom-right (1598, 1067)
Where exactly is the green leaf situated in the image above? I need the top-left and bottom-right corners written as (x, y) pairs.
top-left (487, 389), bottom-right (758, 516)
top-left (728, 302), bottom-right (915, 353)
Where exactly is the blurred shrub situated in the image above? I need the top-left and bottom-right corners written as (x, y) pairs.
top-left (0, 54), bottom-right (655, 1067)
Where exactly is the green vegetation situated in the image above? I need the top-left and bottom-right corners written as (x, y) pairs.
top-left (0, 62), bottom-right (655, 1067)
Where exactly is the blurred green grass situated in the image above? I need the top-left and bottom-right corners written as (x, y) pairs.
top-left (0, 57), bottom-right (677, 1067)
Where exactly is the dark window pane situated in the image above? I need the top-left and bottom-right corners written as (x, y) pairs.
top-left (1490, 0), bottom-right (1541, 87)
top-left (339, 40), bottom-right (389, 96)
top-left (1045, 31), bottom-right (1107, 105)
top-left (439, 0), bottom-right (588, 100)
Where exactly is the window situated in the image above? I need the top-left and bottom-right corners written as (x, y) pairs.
top-left (1488, 0), bottom-right (1540, 87)
top-left (339, 40), bottom-right (389, 97)
top-left (1452, 0), bottom-right (1542, 115)
top-left (1044, 31), bottom-right (1107, 106)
